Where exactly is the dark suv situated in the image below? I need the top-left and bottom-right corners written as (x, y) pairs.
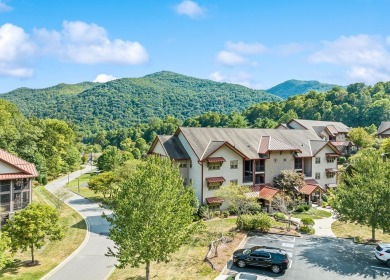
top-left (233, 246), bottom-right (289, 274)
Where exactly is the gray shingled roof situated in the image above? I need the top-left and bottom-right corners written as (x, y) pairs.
top-left (377, 121), bottom-right (390, 135)
top-left (177, 127), bottom-right (326, 160)
top-left (157, 135), bottom-right (190, 160)
top-left (290, 119), bottom-right (349, 133)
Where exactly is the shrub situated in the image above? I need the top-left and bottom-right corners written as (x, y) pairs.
top-left (301, 217), bottom-right (315, 226)
top-left (338, 156), bottom-right (346, 164)
top-left (222, 211), bottom-right (229, 218)
top-left (300, 225), bottom-right (314, 234)
top-left (274, 212), bottom-right (286, 220)
top-left (199, 205), bottom-right (212, 220)
top-left (295, 204), bottom-right (310, 212)
top-left (213, 211), bottom-right (221, 217)
top-left (247, 203), bottom-right (263, 214)
top-left (322, 201), bottom-right (328, 208)
top-left (236, 213), bottom-right (272, 231)
top-left (228, 205), bottom-right (238, 215)
top-left (322, 194), bottom-right (328, 202)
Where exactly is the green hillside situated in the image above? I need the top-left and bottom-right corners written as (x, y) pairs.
top-left (0, 71), bottom-right (280, 136)
top-left (266, 79), bottom-right (339, 99)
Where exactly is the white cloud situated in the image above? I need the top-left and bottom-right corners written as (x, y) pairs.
top-left (174, 0), bottom-right (205, 18)
top-left (0, 1), bottom-right (12, 12)
top-left (225, 41), bottom-right (267, 54)
top-left (34, 21), bottom-right (149, 65)
top-left (387, 36), bottom-right (390, 46)
top-left (0, 23), bottom-right (35, 77)
top-left (93, 74), bottom-right (118, 83)
top-left (209, 71), bottom-right (225, 82)
top-left (276, 43), bottom-right (307, 55)
top-left (216, 51), bottom-right (247, 66)
top-left (310, 34), bottom-right (390, 84)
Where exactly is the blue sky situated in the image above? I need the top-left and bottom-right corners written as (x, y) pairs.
top-left (0, 0), bottom-right (390, 92)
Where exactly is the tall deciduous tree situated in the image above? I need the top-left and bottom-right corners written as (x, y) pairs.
top-left (106, 156), bottom-right (198, 280)
top-left (0, 231), bottom-right (12, 269)
top-left (4, 204), bottom-right (64, 264)
top-left (348, 127), bottom-right (374, 150)
top-left (273, 170), bottom-right (305, 198)
top-left (331, 149), bottom-right (390, 240)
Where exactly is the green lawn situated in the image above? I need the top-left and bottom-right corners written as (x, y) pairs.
top-left (332, 221), bottom-right (390, 243)
top-left (0, 185), bottom-right (87, 280)
top-left (292, 208), bottom-right (332, 219)
top-left (65, 173), bottom-right (105, 202)
top-left (108, 217), bottom-right (241, 280)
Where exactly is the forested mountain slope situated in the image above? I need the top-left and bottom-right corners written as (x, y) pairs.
top-left (266, 79), bottom-right (340, 99)
top-left (0, 71), bottom-right (280, 136)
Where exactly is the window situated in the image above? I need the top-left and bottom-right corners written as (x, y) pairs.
top-left (315, 157), bottom-right (321, 164)
top-left (179, 162), bottom-right (187, 168)
top-left (0, 180), bottom-right (11, 193)
top-left (230, 179), bottom-right (238, 185)
top-left (327, 157), bottom-right (336, 163)
top-left (315, 172), bottom-right (321, 179)
top-left (208, 182), bottom-right (222, 190)
top-left (208, 163), bottom-right (221, 170)
top-left (326, 172), bottom-right (335, 178)
top-left (209, 204), bottom-right (221, 211)
top-left (230, 160), bottom-right (238, 169)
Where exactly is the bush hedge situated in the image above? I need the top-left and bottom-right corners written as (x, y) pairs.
top-left (301, 217), bottom-right (315, 226)
top-left (300, 225), bottom-right (315, 234)
top-left (237, 213), bottom-right (272, 231)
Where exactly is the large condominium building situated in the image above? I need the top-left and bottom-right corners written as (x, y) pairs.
top-left (149, 127), bottom-right (340, 210)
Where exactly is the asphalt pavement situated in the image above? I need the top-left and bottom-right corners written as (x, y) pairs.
top-left (224, 233), bottom-right (390, 280)
top-left (41, 165), bottom-right (117, 280)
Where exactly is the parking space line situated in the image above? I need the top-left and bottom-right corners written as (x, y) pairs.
top-left (282, 242), bottom-right (294, 248)
top-left (250, 234), bottom-right (296, 242)
top-left (289, 260), bottom-right (293, 268)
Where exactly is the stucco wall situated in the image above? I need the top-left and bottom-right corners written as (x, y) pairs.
top-left (202, 146), bottom-right (243, 203)
top-left (153, 141), bottom-right (167, 156)
top-left (0, 161), bottom-right (19, 174)
top-left (311, 145), bottom-right (338, 188)
top-left (264, 151), bottom-right (295, 184)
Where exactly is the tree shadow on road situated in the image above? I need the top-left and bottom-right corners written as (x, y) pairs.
top-left (297, 236), bottom-right (389, 278)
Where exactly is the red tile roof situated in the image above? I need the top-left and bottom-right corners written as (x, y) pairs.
top-left (206, 177), bottom-right (225, 183)
top-left (206, 197), bottom-right (224, 204)
top-left (247, 184), bottom-right (280, 200)
top-left (304, 179), bottom-right (320, 186)
top-left (299, 184), bottom-right (323, 195)
top-left (206, 157), bottom-right (226, 163)
top-left (259, 185), bottom-right (280, 200)
top-left (0, 149), bottom-right (38, 180)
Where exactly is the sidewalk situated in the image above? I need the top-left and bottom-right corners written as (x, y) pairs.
top-left (313, 207), bottom-right (336, 237)
top-left (42, 165), bottom-right (117, 280)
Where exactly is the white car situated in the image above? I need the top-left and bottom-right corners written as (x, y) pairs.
top-left (215, 272), bottom-right (271, 280)
top-left (374, 243), bottom-right (390, 266)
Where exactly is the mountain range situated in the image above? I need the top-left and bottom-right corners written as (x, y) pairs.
top-left (265, 79), bottom-right (339, 99)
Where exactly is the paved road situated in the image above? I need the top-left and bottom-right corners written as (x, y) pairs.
top-left (224, 233), bottom-right (390, 280)
top-left (42, 165), bottom-right (117, 280)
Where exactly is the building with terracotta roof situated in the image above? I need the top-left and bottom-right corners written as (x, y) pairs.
top-left (0, 149), bottom-right (38, 219)
top-left (276, 119), bottom-right (353, 155)
top-left (149, 127), bottom-right (340, 211)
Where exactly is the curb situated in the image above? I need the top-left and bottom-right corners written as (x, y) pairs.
top-left (41, 166), bottom-right (94, 280)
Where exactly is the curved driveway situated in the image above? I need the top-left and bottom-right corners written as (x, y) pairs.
top-left (41, 165), bottom-right (117, 280)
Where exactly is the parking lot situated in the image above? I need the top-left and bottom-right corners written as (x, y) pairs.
top-left (224, 233), bottom-right (390, 280)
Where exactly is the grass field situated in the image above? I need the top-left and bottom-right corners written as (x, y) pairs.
top-left (0, 185), bottom-right (87, 280)
top-left (109, 217), bottom-right (241, 280)
top-left (65, 173), bottom-right (104, 202)
top-left (332, 221), bottom-right (390, 243)
top-left (292, 208), bottom-right (332, 220)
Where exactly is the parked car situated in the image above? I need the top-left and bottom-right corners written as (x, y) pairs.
top-left (374, 243), bottom-right (390, 266)
top-left (232, 246), bottom-right (289, 274)
top-left (214, 272), bottom-right (270, 280)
